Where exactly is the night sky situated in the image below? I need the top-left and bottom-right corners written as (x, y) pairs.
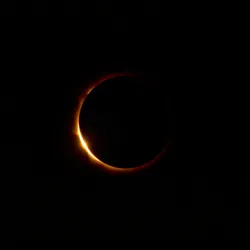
top-left (1, 1), bottom-right (249, 245)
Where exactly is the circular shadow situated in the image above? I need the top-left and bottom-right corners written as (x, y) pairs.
top-left (79, 75), bottom-right (169, 169)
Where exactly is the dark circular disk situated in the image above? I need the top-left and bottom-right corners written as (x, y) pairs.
top-left (79, 75), bottom-right (169, 169)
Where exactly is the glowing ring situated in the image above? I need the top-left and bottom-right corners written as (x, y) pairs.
top-left (74, 73), bottom-right (168, 174)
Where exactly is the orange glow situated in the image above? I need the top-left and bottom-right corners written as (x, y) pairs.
top-left (74, 73), bottom-right (167, 174)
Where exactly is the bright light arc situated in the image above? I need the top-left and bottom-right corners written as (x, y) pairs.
top-left (74, 73), bottom-right (167, 174)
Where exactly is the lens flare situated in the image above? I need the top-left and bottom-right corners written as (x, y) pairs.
top-left (74, 73), bottom-right (167, 174)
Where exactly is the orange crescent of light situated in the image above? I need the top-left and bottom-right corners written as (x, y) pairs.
top-left (73, 72), bottom-right (168, 174)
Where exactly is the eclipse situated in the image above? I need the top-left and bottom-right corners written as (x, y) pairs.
top-left (75, 73), bottom-right (169, 173)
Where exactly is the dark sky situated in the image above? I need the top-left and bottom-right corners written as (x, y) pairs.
top-left (1, 1), bottom-right (249, 244)
top-left (1, 1), bottom-right (163, 17)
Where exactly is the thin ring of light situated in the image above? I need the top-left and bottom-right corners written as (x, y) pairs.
top-left (74, 73), bottom-right (168, 174)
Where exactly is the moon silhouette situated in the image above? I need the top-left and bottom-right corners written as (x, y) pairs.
top-left (74, 73), bottom-right (168, 174)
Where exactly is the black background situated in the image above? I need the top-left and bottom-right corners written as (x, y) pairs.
top-left (1, 1), bottom-right (249, 243)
